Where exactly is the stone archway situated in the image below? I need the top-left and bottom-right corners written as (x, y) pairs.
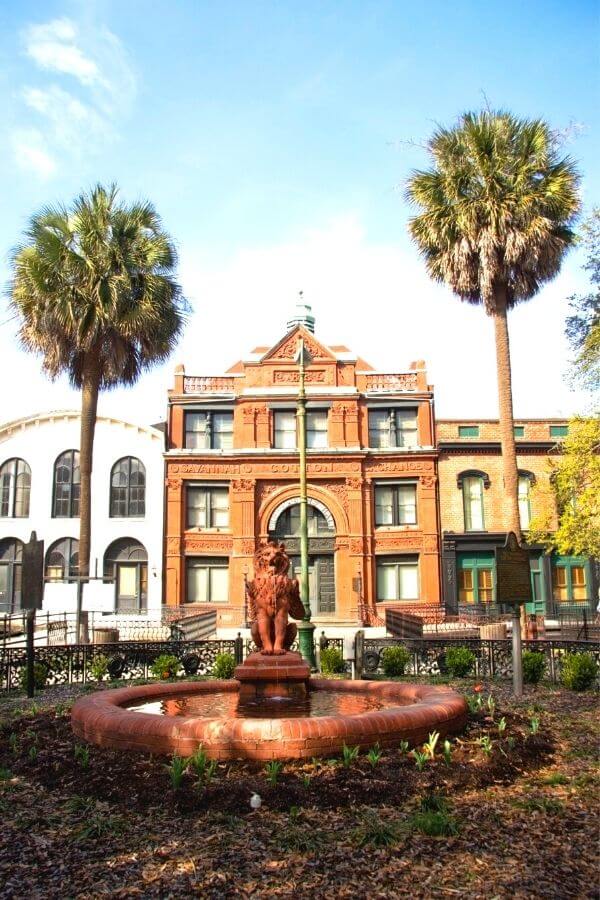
top-left (268, 497), bottom-right (336, 617)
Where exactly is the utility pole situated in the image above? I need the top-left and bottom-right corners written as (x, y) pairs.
top-left (295, 337), bottom-right (316, 669)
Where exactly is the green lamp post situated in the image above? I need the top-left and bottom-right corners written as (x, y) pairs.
top-left (294, 337), bottom-right (317, 669)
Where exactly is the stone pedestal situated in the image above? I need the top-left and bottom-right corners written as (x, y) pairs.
top-left (234, 651), bottom-right (310, 699)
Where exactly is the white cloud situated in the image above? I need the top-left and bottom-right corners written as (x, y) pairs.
top-left (24, 18), bottom-right (101, 86)
top-left (13, 17), bottom-right (136, 177)
top-left (11, 129), bottom-right (56, 179)
top-left (0, 216), bottom-right (589, 424)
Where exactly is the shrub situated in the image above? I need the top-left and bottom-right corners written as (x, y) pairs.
top-left (212, 652), bottom-right (236, 679)
top-left (150, 654), bottom-right (181, 680)
top-left (560, 652), bottom-right (597, 691)
top-left (320, 647), bottom-right (345, 675)
top-left (18, 663), bottom-right (48, 691)
top-left (445, 646), bottom-right (476, 678)
top-left (381, 645), bottom-right (411, 677)
top-left (522, 651), bottom-right (545, 684)
top-left (89, 654), bottom-right (109, 682)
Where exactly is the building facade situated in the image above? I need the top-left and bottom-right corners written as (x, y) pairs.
top-left (165, 319), bottom-right (441, 626)
top-left (437, 419), bottom-right (599, 618)
top-left (0, 411), bottom-right (165, 617)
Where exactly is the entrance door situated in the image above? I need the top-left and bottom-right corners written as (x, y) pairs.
top-left (290, 555), bottom-right (335, 616)
top-left (0, 564), bottom-right (11, 614)
top-left (527, 555), bottom-right (546, 616)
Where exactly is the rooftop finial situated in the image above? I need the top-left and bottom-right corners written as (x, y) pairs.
top-left (286, 293), bottom-right (315, 333)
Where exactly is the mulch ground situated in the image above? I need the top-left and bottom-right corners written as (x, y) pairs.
top-left (0, 679), bottom-right (598, 899)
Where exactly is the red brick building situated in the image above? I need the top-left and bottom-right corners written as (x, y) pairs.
top-left (164, 310), bottom-right (441, 626)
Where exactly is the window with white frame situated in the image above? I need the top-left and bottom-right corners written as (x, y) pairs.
top-left (307, 411), bottom-right (328, 448)
top-left (186, 485), bottom-right (229, 528)
top-left (376, 556), bottom-right (419, 601)
top-left (518, 474), bottom-right (533, 529)
top-left (273, 411), bottom-right (297, 449)
top-left (374, 482), bottom-right (417, 526)
top-left (186, 557), bottom-right (229, 603)
top-left (184, 411), bottom-right (233, 449)
top-left (462, 475), bottom-right (485, 531)
top-left (368, 408), bottom-right (418, 448)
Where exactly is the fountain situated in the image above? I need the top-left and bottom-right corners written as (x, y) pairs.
top-left (72, 541), bottom-right (467, 760)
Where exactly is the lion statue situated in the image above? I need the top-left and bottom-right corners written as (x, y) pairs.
top-left (246, 540), bottom-right (307, 655)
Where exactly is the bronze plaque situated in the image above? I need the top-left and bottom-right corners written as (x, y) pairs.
top-left (495, 532), bottom-right (531, 605)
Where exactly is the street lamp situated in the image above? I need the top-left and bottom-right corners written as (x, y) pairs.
top-left (294, 337), bottom-right (317, 669)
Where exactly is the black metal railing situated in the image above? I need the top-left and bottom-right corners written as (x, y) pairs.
top-left (359, 635), bottom-right (600, 684)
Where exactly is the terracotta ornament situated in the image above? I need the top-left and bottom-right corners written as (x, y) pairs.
top-left (246, 540), bottom-right (306, 655)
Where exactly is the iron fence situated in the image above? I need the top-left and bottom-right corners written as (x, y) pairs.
top-left (360, 636), bottom-right (600, 684)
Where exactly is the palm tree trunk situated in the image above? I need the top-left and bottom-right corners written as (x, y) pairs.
top-left (76, 352), bottom-right (101, 642)
top-left (492, 289), bottom-right (522, 543)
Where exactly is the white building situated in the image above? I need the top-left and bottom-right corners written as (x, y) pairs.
top-left (0, 411), bottom-right (164, 619)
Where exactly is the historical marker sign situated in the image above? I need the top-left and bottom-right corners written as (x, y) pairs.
top-left (495, 532), bottom-right (531, 606)
top-left (22, 531), bottom-right (44, 611)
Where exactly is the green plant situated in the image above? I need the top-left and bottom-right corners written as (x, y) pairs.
top-left (412, 749), bottom-right (429, 771)
top-left (8, 733), bottom-right (18, 755)
top-left (189, 745), bottom-right (210, 780)
top-left (150, 654), bottom-right (181, 680)
top-left (0, 768), bottom-right (12, 781)
top-left (423, 731), bottom-right (440, 760)
top-left (443, 740), bottom-right (453, 766)
top-left (381, 645), bottom-right (411, 677)
top-left (279, 827), bottom-right (320, 853)
top-left (465, 694), bottom-right (483, 714)
top-left (341, 744), bottom-right (359, 768)
top-left (212, 652), bottom-right (236, 680)
top-left (498, 716), bottom-right (507, 736)
top-left (419, 793), bottom-right (449, 814)
top-left (319, 647), bottom-right (345, 675)
top-left (265, 761), bottom-right (283, 786)
top-left (522, 651), bottom-right (546, 685)
top-left (507, 736), bottom-right (516, 751)
top-left (301, 774), bottom-right (311, 789)
top-left (74, 745), bottom-right (90, 769)
top-left (560, 652), bottom-right (598, 691)
top-left (477, 735), bottom-right (493, 758)
top-left (18, 663), bottom-right (48, 691)
top-left (354, 810), bottom-right (400, 848)
top-left (89, 654), bottom-right (109, 682)
top-left (529, 717), bottom-right (540, 735)
top-left (486, 694), bottom-right (496, 719)
top-left (542, 772), bottom-right (569, 786)
top-left (398, 740), bottom-right (409, 756)
top-left (445, 647), bottom-right (476, 678)
top-left (408, 809), bottom-right (459, 837)
top-left (204, 760), bottom-right (218, 784)
top-left (28, 745), bottom-right (38, 762)
top-left (164, 754), bottom-right (187, 790)
top-left (366, 744), bottom-right (382, 768)
top-left (75, 813), bottom-right (126, 842)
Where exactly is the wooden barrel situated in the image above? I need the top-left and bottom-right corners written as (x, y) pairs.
top-left (92, 627), bottom-right (119, 645)
top-left (480, 623), bottom-right (507, 640)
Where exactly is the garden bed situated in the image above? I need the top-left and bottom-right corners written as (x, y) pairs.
top-left (0, 680), bottom-right (597, 898)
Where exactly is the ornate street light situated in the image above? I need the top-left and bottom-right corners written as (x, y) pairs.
top-left (294, 336), bottom-right (316, 669)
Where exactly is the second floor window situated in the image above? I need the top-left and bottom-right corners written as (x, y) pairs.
top-left (0, 458), bottom-right (31, 518)
top-left (518, 475), bottom-right (532, 529)
top-left (374, 483), bottom-right (417, 526)
top-left (53, 450), bottom-right (80, 518)
top-left (187, 485), bottom-right (230, 528)
top-left (110, 457), bottom-right (146, 517)
top-left (462, 476), bottom-right (485, 531)
top-left (185, 411), bottom-right (233, 449)
top-left (368, 408), bottom-right (418, 448)
top-left (376, 556), bottom-right (419, 601)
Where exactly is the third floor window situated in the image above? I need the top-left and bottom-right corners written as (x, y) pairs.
top-left (368, 408), bottom-right (418, 449)
top-left (273, 410), bottom-right (328, 449)
top-left (185, 411), bottom-right (233, 449)
top-left (0, 458), bottom-right (31, 518)
top-left (52, 450), bottom-right (80, 518)
top-left (462, 476), bottom-right (485, 531)
top-left (110, 457), bottom-right (146, 517)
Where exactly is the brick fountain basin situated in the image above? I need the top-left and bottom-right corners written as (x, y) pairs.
top-left (71, 678), bottom-right (468, 761)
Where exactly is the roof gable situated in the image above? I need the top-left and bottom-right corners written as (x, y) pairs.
top-left (260, 326), bottom-right (336, 363)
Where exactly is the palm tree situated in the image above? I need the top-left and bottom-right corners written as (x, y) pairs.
top-left (406, 111), bottom-right (580, 541)
top-left (10, 184), bottom-right (186, 639)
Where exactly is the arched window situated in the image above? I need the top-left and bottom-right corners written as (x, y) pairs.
top-left (518, 471), bottom-right (536, 530)
top-left (0, 458), bottom-right (31, 518)
top-left (52, 451), bottom-right (80, 518)
top-left (103, 538), bottom-right (148, 612)
top-left (457, 470), bottom-right (489, 532)
top-left (45, 537), bottom-right (79, 582)
top-left (0, 538), bottom-right (23, 613)
top-left (110, 457), bottom-right (146, 518)
top-left (274, 504), bottom-right (334, 538)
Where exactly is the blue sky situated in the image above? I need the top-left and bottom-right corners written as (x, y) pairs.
top-left (0, 0), bottom-right (598, 424)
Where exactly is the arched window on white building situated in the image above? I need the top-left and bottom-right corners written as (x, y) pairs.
top-left (110, 457), bottom-right (146, 518)
top-left (0, 458), bottom-right (31, 518)
top-left (52, 451), bottom-right (80, 518)
top-left (104, 538), bottom-right (148, 613)
top-left (0, 538), bottom-right (23, 613)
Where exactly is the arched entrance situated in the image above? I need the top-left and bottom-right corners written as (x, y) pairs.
top-left (269, 499), bottom-right (336, 617)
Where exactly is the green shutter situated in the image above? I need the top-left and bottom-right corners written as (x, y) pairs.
top-left (458, 425), bottom-right (480, 438)
top-left (550, 425), bottom-right (568, 438)
top-left (514, 426), bottom-right (524, 438)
